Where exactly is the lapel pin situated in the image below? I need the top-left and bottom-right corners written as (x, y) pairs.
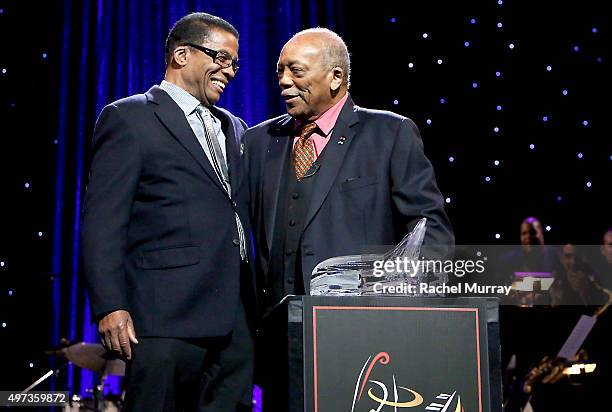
top-left (338, 136), bottom-right (347, 145)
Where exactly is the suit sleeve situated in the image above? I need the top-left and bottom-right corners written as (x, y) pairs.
top-left (242, 129), bottom-right (255, 215)
top-left (389, 118), bottom-right (455, 250)
top-left (237, 117), bottom-right (248, 138)
top-left (80, 104), bottom-right (141, 319)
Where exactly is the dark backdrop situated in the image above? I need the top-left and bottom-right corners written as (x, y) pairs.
top-left (0, 0), bottom-right (608, 404)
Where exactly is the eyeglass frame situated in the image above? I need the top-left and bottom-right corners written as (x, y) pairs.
top-left (184, 43), bottom-right (239, 74)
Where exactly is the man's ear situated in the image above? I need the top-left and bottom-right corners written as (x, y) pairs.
top-left (330, 66), bottom-right (344, 92)
top-left (172, 46), bottom-right (189, 67)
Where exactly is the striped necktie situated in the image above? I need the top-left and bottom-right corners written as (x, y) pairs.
top-left (294, 122), bottom-right (318, 180)
top-left (195, 106), bottom-right (230, 191)
top-left (195, 105), bottom-right (247, 261)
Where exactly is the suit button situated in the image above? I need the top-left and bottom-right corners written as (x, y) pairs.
top-left (287, 279), bottom-right (294, 285)
top-left (289, 219), bottom-right (296, 226)
top-left (232, 239), bottom-right (240, 246)
top-left (285, 249), bottom-right (293, 256)
top-left (232, 201), bottom-right (237, 208)
top-left (291, 192), bottom-right (299, 199)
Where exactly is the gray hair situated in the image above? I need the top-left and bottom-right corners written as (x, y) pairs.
top-left (291, 28), bottom-right (351, 88)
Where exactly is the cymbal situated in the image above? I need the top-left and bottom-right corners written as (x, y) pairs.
top-left (104, 358), bottom-right (126, 377)
top-left (62, 343), bottom-right (107, 373)
top-left (54, 342), bottom-right (126, 376)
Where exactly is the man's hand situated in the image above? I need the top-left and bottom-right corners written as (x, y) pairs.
top-left (98, 310), bottom-right (139, 360)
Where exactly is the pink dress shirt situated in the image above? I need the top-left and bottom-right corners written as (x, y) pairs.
top-left (293, 93), bottom-right (349, 159)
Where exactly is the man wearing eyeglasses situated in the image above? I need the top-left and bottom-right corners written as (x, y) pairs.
top-left (81, 12), bottom-right (255, 411)
top-left (243, 28), bottom-right (453, 409)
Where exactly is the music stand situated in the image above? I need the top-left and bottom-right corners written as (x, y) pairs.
top-left (511, 272), bottom-right (554, 306)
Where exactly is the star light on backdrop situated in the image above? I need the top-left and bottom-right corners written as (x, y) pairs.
top-left (346, 0), bottom-right (607, 245)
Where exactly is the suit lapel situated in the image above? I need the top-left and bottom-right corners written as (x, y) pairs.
top-left (262, 116), bottom-right (294, 254)
top-left (304, 97), bottom-right (359, 230)
top-left (146, 86), bottom-right (228, 197)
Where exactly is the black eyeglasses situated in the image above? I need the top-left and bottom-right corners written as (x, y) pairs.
top-left (185, 43), bottom-right (239, 73)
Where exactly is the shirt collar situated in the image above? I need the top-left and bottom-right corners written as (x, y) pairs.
top-left (295, 92), bottom-right (349, 137)
top-left (159, 80), bottom-right (201, 116)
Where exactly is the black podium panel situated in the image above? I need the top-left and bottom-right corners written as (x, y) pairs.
top-left (304, 297), bottom-right (497, 412)
top-left (260, 296), bottom-right (500, 412)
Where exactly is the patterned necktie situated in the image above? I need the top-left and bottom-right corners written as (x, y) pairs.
top-left (195, 105), bottom-right (230, 191)
top-left (294, 122), bottom-right (318, 180)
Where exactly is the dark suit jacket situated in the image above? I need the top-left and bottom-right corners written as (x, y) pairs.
top-left (244, 96), bottom-right (454, 295)
top-left (81, 85), bottom-right (254, 338)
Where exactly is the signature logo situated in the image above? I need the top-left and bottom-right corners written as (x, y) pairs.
top-left (350, 352), bottom-right (463, 412)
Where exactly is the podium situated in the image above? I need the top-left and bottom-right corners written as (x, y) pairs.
top-left (258, 296), bottom-right (501, 412)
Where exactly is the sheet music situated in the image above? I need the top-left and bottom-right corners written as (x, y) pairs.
top-left (557, 315), bottom-right (597, 359)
